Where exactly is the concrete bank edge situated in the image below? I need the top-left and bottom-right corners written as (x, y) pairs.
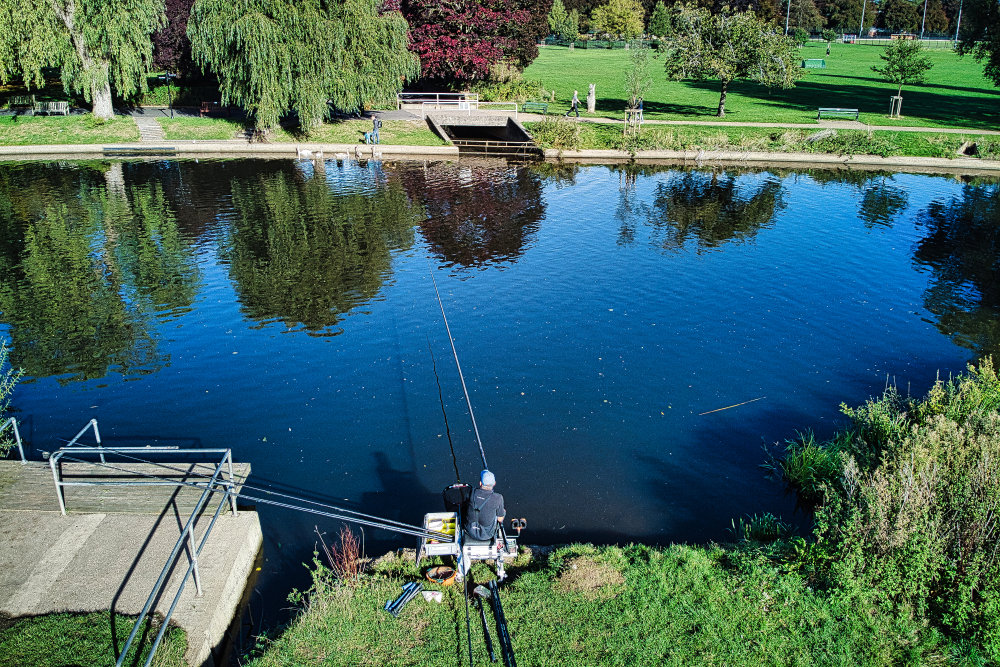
top-left (0, 142), bottom-right (460, 158)
top-left (543, 148), bottom-right (1000, 172)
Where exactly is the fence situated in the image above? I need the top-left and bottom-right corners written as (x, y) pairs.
top-left (397, 92), bottom-right (479, 110)
top-left (417, 100), bottom-right (519, 119)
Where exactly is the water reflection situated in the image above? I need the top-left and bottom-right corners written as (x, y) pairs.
top-left (0, 164), bottom-right (198, 382)
top-left (223, 163), bottom-right (420, 334)
top-left (802, 169), bottom-right (910, 228)
top-left (615, 168), bottom-right (786, 251)
top-left (401, 163), bottom-right (545, 268)
top-left (913, 181), bottom-right (1000, 357)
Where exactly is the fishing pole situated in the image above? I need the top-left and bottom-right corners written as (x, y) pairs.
top-left (427, 262), bottom-right (489, 471)
top-left (427, 337), bottom-right (461, 483)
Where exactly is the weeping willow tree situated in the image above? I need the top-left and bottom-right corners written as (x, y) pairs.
top-left (0, 0), bottom-right (165, 119)
top-left (188, 0), bottom-right (418, 131)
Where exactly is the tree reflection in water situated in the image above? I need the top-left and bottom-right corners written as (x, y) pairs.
top-left (614, 167), bottom-right (786, 252)
top-left (0, 163), bottom-right (199, 382)
top-left (401, 162), bottom-right (546, 268)
top-left (913, 181), bottom-right (1000, 357)
top-left (803, 169), bottom-right (910, 228)
top-left (223, 162), bottom-right (419, 334)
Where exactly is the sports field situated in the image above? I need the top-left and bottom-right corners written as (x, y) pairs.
top-left (523, 42), bottom-right (1000, 130)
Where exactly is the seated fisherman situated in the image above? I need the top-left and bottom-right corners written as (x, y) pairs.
top-left (463, 470), bottom-right (505, 541)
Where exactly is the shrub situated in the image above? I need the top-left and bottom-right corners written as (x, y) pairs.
top-left (529, 117), bottom-right (583, 150)
top-left (0, 342), bottom-right (22, 458)
top-left (789, 359), bottom-right (1000, 660)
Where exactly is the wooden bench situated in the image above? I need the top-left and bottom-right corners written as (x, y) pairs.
top-left (33, 101), bottom-right (69, 115)
top-left (817, 107), bottom-right (859, 120)
top-left (521, 102), bottom-right (548, 114)
top-left (200, 101), bottom-right (221, 117)
top-left (10, 95), bottom-right (35, 113)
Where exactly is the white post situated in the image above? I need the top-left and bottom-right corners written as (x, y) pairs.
top-left (859, 0), bottom-right (867, 40)
top-left (920, 0), bottom-right (928, 37)
top-left (785, 0), bottom-right (791, 34)
top-left (954, 0), bottom-right (963, 42)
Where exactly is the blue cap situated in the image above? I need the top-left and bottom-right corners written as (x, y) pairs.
top-left (481, 470), bottom-right (496, 487)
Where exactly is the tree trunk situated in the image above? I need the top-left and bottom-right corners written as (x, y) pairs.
top-left (717, 80), bottom-right (728, 118)
top-left (91, 76), bottom-right (114, 120)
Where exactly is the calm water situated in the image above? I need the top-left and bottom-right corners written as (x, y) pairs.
top-left (1, 158), bottom-right (997, 624)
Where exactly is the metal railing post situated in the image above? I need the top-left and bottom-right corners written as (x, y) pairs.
top-left (91, 419), bottom-right (104, 463)
top-left (226, 450), bottom-right (237, 516)
top-left (49, 453), bottom-right (66, 515)
top-left (187, 529), bottom-right (203, 596)
top-left (1, 418), bottom-right (25, 463)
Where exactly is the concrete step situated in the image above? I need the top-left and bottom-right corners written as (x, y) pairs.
top-left (133, 116), bottom-right (165, 142)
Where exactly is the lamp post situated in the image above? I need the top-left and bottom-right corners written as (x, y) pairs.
top-left (858, 0), bottom-right (866, 40)
top-left (785, 0), bottom-right (791, 34)
top-left (159, 72), bottom-right (176, 118)
top-left (953, 0), bottom-right (963, 42)
top-left (920, 0), bottom-right (928, 37)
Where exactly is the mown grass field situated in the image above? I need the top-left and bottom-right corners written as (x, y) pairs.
top-left (0, 115), bottom-right (139, 145)
top-left (523, 43), bottom-right (1000, 130)
top-left (245, 545), bottom-right (965, 667)
top-left (0, 612), bottom-right (186, 667)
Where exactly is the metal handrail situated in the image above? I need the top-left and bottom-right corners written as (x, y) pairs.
top-left (1, 417), bottom-right (25, 463)
top-left (397, 92), bottom-right (479, 109)
top-left (420, 100), bottom-right (519, 120)
top-left (108, 448), bottom-right (236, 667)
top-left (64, 418), bottom-right (104, 461)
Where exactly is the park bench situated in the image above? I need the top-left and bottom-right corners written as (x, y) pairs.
top-left (521, 102), bottom-right (548, 114)
top-left (200, 101), bottom-right (221, 117)
top-left (33, 101), bottom-right (69, 115)
top-left (817, 107), bottom-right (859, 120)
top-left (10, 95), bottom-right (34, 113)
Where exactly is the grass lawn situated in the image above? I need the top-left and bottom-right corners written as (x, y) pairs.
top-left (527, 118), bottom-right (1000, 159)
top-left (245, 544), bottom-right (962, 667)
top-left (523, 43), bottom-right (1000, 130)
top-left (159, 116), bottom-right (242, 140)
top-left (0, 115), bottom-right (139, 145)
top-left (269, 119), bottom-right (446, 146)
top-left (0, 612), bottom-right (186, 667)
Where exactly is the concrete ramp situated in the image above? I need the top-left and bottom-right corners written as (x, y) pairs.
top-left (0, 462), bottom-right (262, 667)
top-left (427, 113), bottom-right (540, 157)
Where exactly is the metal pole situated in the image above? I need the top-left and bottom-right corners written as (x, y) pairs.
top-left (91, 419), bottom-right (104, 463)
top-left (785, 0), bottom-right (791, 34)
top-left (859, 0), bottom-right (867, 40)
top-left (226, 450), bottom-right (237, 516)
top-left (49, 453), bottom-right (66, 515)
top-left (954, 0), bottom-right (963, 42)
top-left (187, 530), bottom-right (202, 596)
top-left (920, 0), bottom-right (928, 37)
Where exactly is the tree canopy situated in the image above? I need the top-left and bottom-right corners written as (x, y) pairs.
top-left (401, 0), bottom-right (552, 83)
top-left (590, 0), bottom-right (646, 39)
top-left (662, 4), bottom-right (801, 117)
top-left (188, 0), bottom-right (417, 130)
top-left (0, 0), bottom-right (165, 118)
top-left (956, 0), bottom-right (1000, 86)
top-left (647, 0), bottom-right (671, 37)
top-left (549, 0), bottom-right (581, 41)
top-left (872, 39), bottom-right (933, 99)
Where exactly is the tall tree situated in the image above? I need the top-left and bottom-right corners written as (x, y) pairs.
top-left (0, 0), bottom-right (165, 119)
top-left (188, 0), bottom-right (417, 130)
top-left (647, 0), bottom-right (672, 36)
top-left (663, 4), bottom-right (801, 117)
top-left (152, 0), bottom-right (195, 74)
top-left (880, 0), bottom-right (920, 31)
top-left (789, 0), bottom-right (825, 31)
top-left (591, 0), bottom-right (646, 38)
top-left (956, 0), bottom-right (1000, 86)
top-left (549, 0), bottom-right (581, 40)
top-left (401, 0), bottom-right (551, 83)
top-left (822, 0), bottom-right (876, 31)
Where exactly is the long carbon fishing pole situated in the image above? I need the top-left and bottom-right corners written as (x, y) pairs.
top-left (66, 448), bottom-right (440, 536)
top-left (427, 263), bottom-right (489, 471)
top-left (54, 453), bottom-right (452, 541)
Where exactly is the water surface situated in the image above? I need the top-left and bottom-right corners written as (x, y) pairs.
top-left (1, 158), bottom-right (997, 625)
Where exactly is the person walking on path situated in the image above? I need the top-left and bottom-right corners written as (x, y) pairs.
top-left (565, 90), bottom-right (580, 117)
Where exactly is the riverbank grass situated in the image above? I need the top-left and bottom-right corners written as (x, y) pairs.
top-left (0, 612), bottom-right (186, 667)
top-left (0, 115), bottom-right (139, 145)
top-left (246, 544), bottom-right (956, 667)
top-left (523, 43), bottom-right (1000, 129)
top-left (527, 119), bottom-right (1000, 159)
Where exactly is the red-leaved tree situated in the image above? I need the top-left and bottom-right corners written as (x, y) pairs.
top-left (152, 0), bottom-right (195, 75)
top-left (400, 0), bottom-right (552, 83)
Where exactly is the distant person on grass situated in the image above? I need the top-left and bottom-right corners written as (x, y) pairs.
top-left (565, 90), bottom-right (580, 117)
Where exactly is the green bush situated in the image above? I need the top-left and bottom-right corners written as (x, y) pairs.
top-left (0, 342), bottom-right (22, 458)
top-left (787, 359), bottom-right (1000, 660)
top-left (529, 117), bottom-right (584, 150)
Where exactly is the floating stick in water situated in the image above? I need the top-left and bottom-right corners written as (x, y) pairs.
top-left (698, 396), bottom-right (766, 416)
